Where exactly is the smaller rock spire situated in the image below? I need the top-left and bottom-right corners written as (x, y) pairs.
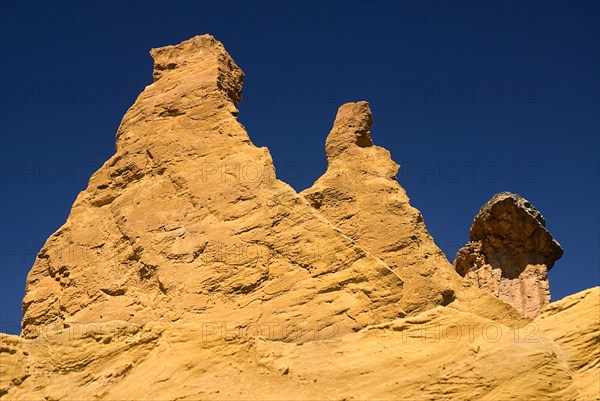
top-left (325, 101), bottom-right (374, 161)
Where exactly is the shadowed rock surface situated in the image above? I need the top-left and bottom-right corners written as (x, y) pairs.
top-left (454, 192), bottom-right (564, 317)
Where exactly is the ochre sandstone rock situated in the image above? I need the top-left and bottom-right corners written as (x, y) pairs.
top-left (21, 35), bottom-right (411, 342)
top-left (301, 102), bottom-right (526, 323)
top-left (535, 287), bottom-right (600, 401)
top-left (2, 288), bottom-right (598, 400)
top-left (1, 35), bottom-right (597, 401)
top-left (454, 192), bottom-right (564, 317)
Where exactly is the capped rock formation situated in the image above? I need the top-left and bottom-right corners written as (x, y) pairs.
top-left (1, 35), bottom-right (597, 401)
top-left (454, 192), bottom-right (564, 317)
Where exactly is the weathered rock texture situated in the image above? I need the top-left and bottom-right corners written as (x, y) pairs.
top-left (21, 35), bottom-right (409, 342)
top-left (301, 102), bottom-right (526, 322)
top-left (454, 192), bottom-right (564, 317)
top-left (0, 35), bottom-right (597, 401)
top-left (536, 287), bottom-right (600, 401)
top-left (20, 36), bottom-right (525, 343)
top-left (2, 288), bottom-right (598, 400)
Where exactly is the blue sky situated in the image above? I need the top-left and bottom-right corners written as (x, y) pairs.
top-left (1, 1), bottom-right (599, 334)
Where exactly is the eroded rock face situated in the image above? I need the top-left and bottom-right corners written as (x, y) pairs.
top-left (21, 35), bottom-right (410, 341)
top-left (454, 192), bottom-right (564, 317)
top-left (301, 102), bottom-right (526, 322)
top-left (4, 289), bottom-right (599, 401)
top-left (535, 287), bottom-right (600, 401)
top-left (3, 34), bottom-right (597, 401)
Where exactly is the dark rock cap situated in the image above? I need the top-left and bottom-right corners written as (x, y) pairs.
top-left (469, 192), bottom-right (563, 269)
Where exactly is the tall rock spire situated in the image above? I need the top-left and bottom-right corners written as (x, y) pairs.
top-left (21, 36), bottom-right (411, 339)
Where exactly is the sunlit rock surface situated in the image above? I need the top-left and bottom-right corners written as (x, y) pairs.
top-left (1, 35), bottom-right (597, 401)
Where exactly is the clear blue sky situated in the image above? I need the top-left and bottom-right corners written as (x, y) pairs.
top-left (1, 1), bottom-right (599, 335)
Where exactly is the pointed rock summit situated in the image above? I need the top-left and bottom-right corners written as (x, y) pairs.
top-left (325, 101), bottom-right (374, 160)
top-left (302, 103), bottom-right (526, 321)
top-left (454, 192), bottom-right (564, 317)
top-left (22, 35), bottom-right (410, 340)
